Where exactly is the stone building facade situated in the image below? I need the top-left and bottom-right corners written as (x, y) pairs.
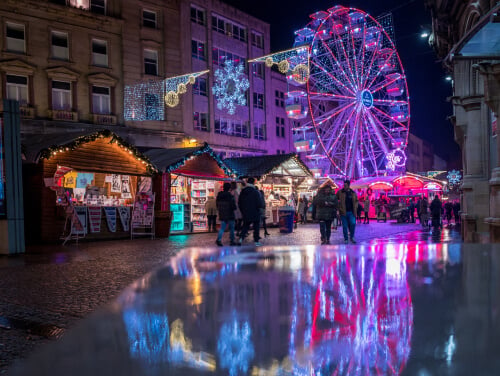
top-left (425, 0), bottom-right (500, 242)
top-left (0, 0), bottom-right (293, 157)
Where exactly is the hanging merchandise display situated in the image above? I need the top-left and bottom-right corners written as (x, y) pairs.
top-left (131, 192), bottom-right (155, 239)
top-left (103, 206), bottom-right (117, 232)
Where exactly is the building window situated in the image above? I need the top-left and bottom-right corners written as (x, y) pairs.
top-left (91, 39), bottom-right (108, 67)
top-left (51, 31), bottom-right (69, 60)
top-left (275, 90), bottom-right (284, 108)
top-left (92, 86), bottom-right (110, 114)
top-left (211, 15), bottom-right (246, 42)
top-left (6, 75), bottom-right (28, 105)
top-left (193, 78), bottom-right (207, 96)
top-left (194, 112), bottom-right (209, 132)
top-left (144, 49), bottom-right (158, 76)
top-left (143, 10), bottom-right (157, 28)
top-left (191, 40), bottom-right (206, 61)
top-left (254, 123), bottom-right (265, 140)
top-left (90, 0), bottom-right (105, 15)
top-left (252, 63), bottom-right (264, 79)
top-left (52, 81), bottom-right (72, 110)
top-left (276, 117), bottom-right (285, 138)
top-left (232, 24), bottom-right (246, 42)
top-left (253, 92), bottom-right (264, 110)
top-left (215, 117), bottom-right (249, 138)
top-left (144, 93), bottom-right (159, 120)
top-left (212, 47), bottom-right (244, 68)
top-left (6, 22), bottom-right (25, 53)
top-left (191, 6), bottom-right (206, 25)
top-left (251, 31), bottom-right (264, 48)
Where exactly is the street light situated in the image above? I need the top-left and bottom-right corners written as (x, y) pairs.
top-left (420, 31), bottom-right (430, 39)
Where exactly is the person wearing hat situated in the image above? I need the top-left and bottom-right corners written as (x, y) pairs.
top-left (336, 179), bottom-right (358, 244)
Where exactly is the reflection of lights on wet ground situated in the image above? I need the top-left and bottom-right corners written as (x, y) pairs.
top-left (444, 334), bottom-right (456, 366)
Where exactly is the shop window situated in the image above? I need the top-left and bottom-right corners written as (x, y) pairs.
top-left (90, 0), bottom-right (105, 15)
top-left (254, 123), bottom-right (265, 140)
top-left (191, 40), bottom-right (206, 61)
top-left (6, 75), bottom-right (28, 106)
top-left (190, 6), bottom-right (206, 26)
top-left (144, 93), bottom-right (160, 120)
top-left (251, 31), bottom-right (264, 48)
top-left (252, 63), bottom-right (264, 79)
top-left (144, 49), bottom-right (158, 76)
top-left (52, 80), bottom-right (72, 110)
top-left (253, 92), bottom-right (264, 110)
top-left (91, 39), bottom-right (108, 67)
top-left (193, 78), bottom-right (207, 96)
top-left (51, 31), bottom-right (69, 60)
top-left (6, 22), bottom-right (25, 53)
top-left (194, 112), bottom-right (209, 132)
top-left (142, 10), bottom-right (157, 28)
top-left (92, 86), bottom-right (110, 114)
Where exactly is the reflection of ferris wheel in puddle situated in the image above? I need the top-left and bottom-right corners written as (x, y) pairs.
top-left (290, 5), bottom-right (410, 179)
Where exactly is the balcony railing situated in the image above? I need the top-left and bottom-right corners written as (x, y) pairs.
top-left (49, 110), bottom-right (78, 122)
top-left (92, 114), bottom-right (117, 125)
top-left (19, 106), bottom-right (35, 119)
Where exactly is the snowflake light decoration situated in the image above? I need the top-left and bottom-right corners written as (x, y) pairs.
top-left (385, 149), bottom-right (407, 171)
top-left (212, 60), bottom-right (250, 115)
top-left (217, 311), bottom-right (254, 376)
top-left (447, 170), bottom-right (462, 186)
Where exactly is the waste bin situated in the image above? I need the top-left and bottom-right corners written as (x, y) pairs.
top-left (278, 206), bottom-right (295, 233)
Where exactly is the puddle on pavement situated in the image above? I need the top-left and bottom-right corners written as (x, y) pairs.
top-left (0, 316), bottom-right (64, 339)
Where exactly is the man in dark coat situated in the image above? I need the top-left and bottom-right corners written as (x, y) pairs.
top-left (238, 177), bottom-right (264, 246)
top-left (430, 195), bottom-right (443, 230)
top-left (312, 185), bottom-right (338, 244)
top-left (215, 182), bottom-right (237, 246)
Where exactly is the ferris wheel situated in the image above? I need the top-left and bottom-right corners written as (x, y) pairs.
top-left (289, 5), bottom-right (410, 179)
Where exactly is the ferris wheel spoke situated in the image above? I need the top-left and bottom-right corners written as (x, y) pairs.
top-left (347, 17), bottom-right (361, 88)
top-left (308, 92), bottom-right (356, 101)
top-left (320, 39), bottom-right (357, 92)
top-left (363, 120), bottom-right (380, 175)
top-left (365, 110), bottom-right (392, 155)
top-left (372, 99), bottom-right (408, 106)
top-left (369, 75), bottom-right (401, 95)
top-left (366, 49), bottom-right (396, 90)
top-left (371, 106), bottom-right (408, 130)
top-left (361, 37), bottom-right (381, 89)
top-left (346, 107), bottom-right (363, 177)
top-left (310, 60), bottom-right (356, 96)
top-left (335, 33), bottom-right (358, 89)
top-left (324, 102), bottom-right (359, 158)
top-left (311, 100), bottom-right (356, 127)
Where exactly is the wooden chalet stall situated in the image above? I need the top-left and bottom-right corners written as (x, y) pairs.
top-left (143, 143), bottom-right (234, 235)
top-left (224, 153), bottom-right (312, 225)
top-left (23, 130), bottom-right (155, 244)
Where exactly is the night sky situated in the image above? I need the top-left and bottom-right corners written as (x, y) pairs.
top-left (222, 0), bottom-right (461, 169)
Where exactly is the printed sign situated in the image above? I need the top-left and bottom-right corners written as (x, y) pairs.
top-left (111, 174), bottom-right (122, 193)
top-left (118, 206), bottom-right (131, 231)
top-left (103, 206), bottom-right (117, 232)
top-left (88, 206), bottom-right (102, 233)
top-left (121, 175), bottom-right (132, 199)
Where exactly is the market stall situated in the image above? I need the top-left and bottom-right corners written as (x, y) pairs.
top-left (224, 153), bottom-right (312, 226)
top-left (22, 130), bottom-right (156, 244)
top-left (143, 143), bottom-right (235, 234)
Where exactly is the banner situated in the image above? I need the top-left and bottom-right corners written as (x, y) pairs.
top-left (118, 206), bottom-right (131, 231)
top-left (103, 206), bottom-right (117, 232)
top-left (74, 206), bottom-right (88, 235)
top-left (88, 206), bottom-right (102, 233)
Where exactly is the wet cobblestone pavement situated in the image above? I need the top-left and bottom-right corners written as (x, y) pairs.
top-left (0, 221), bottom-right (462, 374)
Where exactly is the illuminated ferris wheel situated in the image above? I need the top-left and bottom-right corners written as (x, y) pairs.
top-left (289, 5), bottom-right (410, 179)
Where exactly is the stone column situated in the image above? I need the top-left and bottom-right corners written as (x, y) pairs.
top-left (476, 62), bottom-right (500, 241)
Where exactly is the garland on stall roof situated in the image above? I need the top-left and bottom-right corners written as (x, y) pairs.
top-left (38, 129), bottom-right (158, 174)
top-left (166, 143), bottom-right (235, 177)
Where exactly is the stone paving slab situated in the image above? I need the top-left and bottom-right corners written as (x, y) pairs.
top-left (0, 221), bottom-right (460, 373)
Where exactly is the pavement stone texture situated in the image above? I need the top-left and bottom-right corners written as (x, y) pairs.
top-left (0, 221), bottom-right (461, 373)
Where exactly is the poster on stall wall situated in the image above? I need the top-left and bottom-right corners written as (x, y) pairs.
top-left (118, 206), bottom-right (131, 231)
top-left (121, 175), bottom-right (132, 199)
top-left (103, 207), bottom-right (117, 232)
top-left (111, 174), bottom-right (122, 193)
top-left (76, 173), bottom-right (94, 189)
top-left (88, 206), bottom-right (102, 233)
top-left (104, 175), bottom-right (113, 183)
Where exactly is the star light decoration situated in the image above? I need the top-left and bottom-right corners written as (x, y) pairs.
top-left (447, 169), bottom-right (462, 186)
top-left (212, 60), bottom-right (250, 115)
top-left (249, 46), bottom-right (310, 84)
top-left (385, 148), bottom-right (407, 171)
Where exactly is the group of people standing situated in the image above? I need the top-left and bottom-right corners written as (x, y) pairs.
top-left (416, 195), bottom-right (460, 230)
top-left (312, 179), bottom-right (359, 245)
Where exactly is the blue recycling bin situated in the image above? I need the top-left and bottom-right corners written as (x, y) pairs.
top-left (278, 206), bottom-right (295, 233)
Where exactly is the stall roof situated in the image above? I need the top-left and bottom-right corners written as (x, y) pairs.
top-left (142, 143), bottom-right (234, 179)
top-left (223, 153), bottom-right (312, 179)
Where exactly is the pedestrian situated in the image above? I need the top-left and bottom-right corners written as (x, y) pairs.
top-left (297, 198), bottom-right (306, 224)
top-left (312, 185), bottom-right (338, 244)
top-left (336, 179), bottom-right (358, 244)
top-left (356, 197), bottom-right (364, 222)
top-left (444, 200), bottom-right (453, 224)
top-left (204, 195), bottom-right (217, 232)
top-left (302, 196), bottom-right (309, 223)
top-left (259, 188), bottom-right (270, 237)
top-left (215, 182), bottom-right (237, 246)
top-left (430, 195), bottom-right (443, 230)
top-left (416, 196), bottom-right (422, 224)
top-left (453, 199), bottom-right (460, 224)
top-left (363, 196), bottom-right (370, 224)
top-left (230, 181), bottom-right (243, 235)
top-left (408, 198), bottom-right (415, 223)
top-left (238, 177), bottom-right (264, 246)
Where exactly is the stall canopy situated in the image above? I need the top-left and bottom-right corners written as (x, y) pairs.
top-left (224, 153), bottom-right (312, 179)
top-left (350, 176), bottom-right (394, 190)
top-left (142, 143), bottom-right (234, 180)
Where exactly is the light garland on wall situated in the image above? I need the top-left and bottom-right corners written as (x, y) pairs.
top-left (164, 70), bottom-right (209, 108)
top-left (212, 60), bottom-right (250, 115)
top-left (38, 130), bottom-right (158, 174)
top-left (249, 46), bottom-right (310, 84)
